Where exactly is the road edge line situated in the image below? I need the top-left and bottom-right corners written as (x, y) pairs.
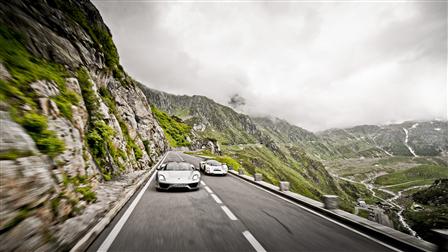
top-left (71, 152), bottom-right (168, 252)
top-left (228, 171), bottom-right (434, 252)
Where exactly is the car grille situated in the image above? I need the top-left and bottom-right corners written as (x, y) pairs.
top-left (188, 183), bottom-right (199, 188)
top-left (158, 183), bottom-right (170, 189)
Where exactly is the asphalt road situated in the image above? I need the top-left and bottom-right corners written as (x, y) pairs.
top-left (88, 151), bottom-right (397, 252)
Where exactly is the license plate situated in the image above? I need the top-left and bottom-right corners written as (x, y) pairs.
top-left (173, 184), bottom-right (186, 187)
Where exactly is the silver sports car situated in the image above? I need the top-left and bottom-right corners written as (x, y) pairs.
top-left (156, 162), bottom-right (201, 191)
top-left (200, 160), bottom-right (228, 175)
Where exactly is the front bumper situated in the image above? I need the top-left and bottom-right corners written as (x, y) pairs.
top-left (156, 181), bottom-right (200, 190)
top-left (206, 169), bottom-right (228, 175)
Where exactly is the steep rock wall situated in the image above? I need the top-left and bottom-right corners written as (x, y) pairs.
top-left (0, 0), bottom-right (168, 250)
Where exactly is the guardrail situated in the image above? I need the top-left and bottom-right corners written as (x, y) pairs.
top-left (228, 169), bottom-right (437, 252)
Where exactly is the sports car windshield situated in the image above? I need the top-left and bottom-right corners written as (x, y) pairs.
top-left (164, 162), bottom-right (194, 171)
top-left (206, 160), bottom-right (222, 166)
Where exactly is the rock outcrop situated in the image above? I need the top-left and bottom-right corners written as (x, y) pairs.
top-left (0, 0), bottom-right (168, 250)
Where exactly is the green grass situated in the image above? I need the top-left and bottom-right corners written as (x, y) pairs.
top-left (0, 149), bottom-right (35, 160)
top-left (0, 27), bottom-right (66, 88)
top-left (0, 26), bottom-right (78, 121)
top-left (358, 209), bottom-right (370, 219)
top-left (151, 106), bottom-right (191, 147)
top-left (62, 174), bottom-right (97, 203)
top-left (383, 179), bottom-right (436, 193)
top-left (78, 69), bottom-right (127, 178)
top-left (374, 165), bottom-right (448, 186)
top-left (51, 89), bottom-right (80, 120)
top-left (19, 112), bottom-right (65, 157)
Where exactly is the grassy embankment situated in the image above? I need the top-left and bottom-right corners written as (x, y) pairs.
top-left (374, 164), bottom-right (448, 192)
top-left (151, 105), bottom-right (191, 147)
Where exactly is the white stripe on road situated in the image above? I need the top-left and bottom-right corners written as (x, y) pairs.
top-left (175, 151), bottom-right (184, 162)
top-left (242, 231), bottom-right (267, 252)
top-left (210, 194), bottom-right (223, 204)
top-left (204, 186), bottom-right (213, 194)
top-left (200, 181), bottom-right (206, 186)
top-left (234, 175), bottom-right (402, 252)
top-left (221, 205), bottom-right (238, 221)
top-left (97, 153), bottom-right (168, 252)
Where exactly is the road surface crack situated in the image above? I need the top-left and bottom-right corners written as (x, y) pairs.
top-left (262, 209), bottom-right (292, 234)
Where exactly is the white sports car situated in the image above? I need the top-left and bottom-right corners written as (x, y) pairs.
top-left (200, 160), bottom-right (228, 175)
top-left (156, 162), bottom-right (201, 191)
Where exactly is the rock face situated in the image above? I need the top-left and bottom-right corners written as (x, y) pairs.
top-left (0, 0), bottom-right (168, 250)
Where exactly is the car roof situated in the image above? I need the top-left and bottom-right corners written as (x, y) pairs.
top-left (206, 160), bottom-right (221, 165)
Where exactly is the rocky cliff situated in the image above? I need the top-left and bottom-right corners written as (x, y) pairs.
top-left (0, 0), bottom-right (167, 250)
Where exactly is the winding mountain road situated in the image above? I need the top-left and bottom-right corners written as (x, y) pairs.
top-left (88, 151), bottom-right (399, 252)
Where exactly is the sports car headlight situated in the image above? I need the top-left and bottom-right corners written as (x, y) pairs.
top-left (192, 174), bottom-right (199, 181)
top-left (158, 174), bottom-right (166, 181)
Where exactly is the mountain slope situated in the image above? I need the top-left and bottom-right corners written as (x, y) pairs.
top-left (141, 86), bottom-right (260, 145)
top-left (140, 85), bottom-right (374, 210)
top-left (319, 121), bottom-right (448, 158)
top-left (0, 0), bottom-right (167, 249)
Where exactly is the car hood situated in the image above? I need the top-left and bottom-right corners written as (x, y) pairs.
top-left (158, 170), bottom-right (199, 183)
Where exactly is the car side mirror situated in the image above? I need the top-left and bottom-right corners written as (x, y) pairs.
top-left (157, 163), bottom-right (167, 170)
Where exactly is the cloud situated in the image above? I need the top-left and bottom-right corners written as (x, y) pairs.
top-left (228, 94), bottom-right (246, 109)
top-left (93, 1), bottom-right (447, 131)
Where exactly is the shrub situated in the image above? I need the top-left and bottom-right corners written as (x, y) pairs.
top-left (75, 186), bottom-right (96, 203)
top-left (0, 150), bottom-right (34, 160)
top-left (21, 113), bottom-right (48, 132)
top-left (87, 121), bottom-right (115, 158)
top-left (34, 130), bottom-right (65, 157)
top-left (19, 112), bottom-right (65, 157)
top-left (52, 95), bottom-right (73, 120)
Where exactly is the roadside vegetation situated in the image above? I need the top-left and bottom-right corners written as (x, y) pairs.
top-left (0, 26), bottom-right (68, 157)
top-left (151, 105), bottom-right (191, 147)
top-left (374, 164), bottom-right (448, 186)
top-left (78, 69), bottom-right (127, 180)
top-left (191, 145), bottom-right (371, 212)
top-left (403, 179), bottom-right (448, 243)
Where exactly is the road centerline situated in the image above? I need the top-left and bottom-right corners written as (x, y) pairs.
top-left (200, 181), bottom-right (206, 186)
top-left (242, 231), bottom-right (267, 252)
top-left (204, 186), bottom-right (213, 194)
top-left (221, 205), bottom-right (238, 221)
top-left (210, 194), bottom-right (223, 204)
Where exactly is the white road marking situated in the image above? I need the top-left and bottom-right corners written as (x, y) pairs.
top-left (175, 151), bottom-right (184, 161)
top-left (200, 181), bottom-right (206, 186)
top-left (204, 186), bottom-right (213, 194)
top-left (97, 153), bottom-right (168, 252)
top-left (221, 206), bottom-right (238, 221)
top-left (211, 194), bottom-right (223, 204)
top-left (234, 176), bottom-right (402, 252)
top-left (242, 231), bottom-right (267, 252)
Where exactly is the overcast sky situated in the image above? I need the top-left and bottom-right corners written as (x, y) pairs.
top-left (93, 1), bottom-right (447, 131)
